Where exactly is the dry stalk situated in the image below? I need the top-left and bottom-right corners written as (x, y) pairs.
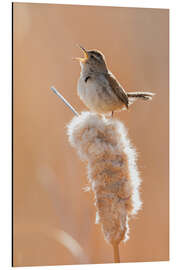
top-left (113, 243), bottom-right (120, 263)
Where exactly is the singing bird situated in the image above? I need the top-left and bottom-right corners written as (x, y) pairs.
top-left (75, 46), bottom-right (154, 116)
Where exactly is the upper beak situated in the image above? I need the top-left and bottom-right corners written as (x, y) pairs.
top-left (75, 45), bottom-right (88, 62)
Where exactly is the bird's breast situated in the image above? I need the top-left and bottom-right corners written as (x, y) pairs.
top-left (77, 74), bottom-right (122, 113)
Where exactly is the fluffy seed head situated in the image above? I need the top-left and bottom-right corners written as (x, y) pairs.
top-left (67, 112), bottom-right (142, 244)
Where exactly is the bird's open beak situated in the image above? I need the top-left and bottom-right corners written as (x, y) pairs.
top-left (75, 45), bottom-right (88, 62)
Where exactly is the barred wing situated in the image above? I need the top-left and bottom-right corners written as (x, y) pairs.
top-left (105, 73), bottom-right (129, 109)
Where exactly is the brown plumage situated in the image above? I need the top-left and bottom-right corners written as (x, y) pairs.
top-left (76, 46), bottom-right (155, 114)
top-left (104, 73), bottom-right (129, 109)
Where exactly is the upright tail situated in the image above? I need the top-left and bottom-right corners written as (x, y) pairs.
top-left (127, 91), bottom-right (155, 105)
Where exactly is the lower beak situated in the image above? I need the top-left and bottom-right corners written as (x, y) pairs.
top-left (74, 57), bottom-right (86, 62)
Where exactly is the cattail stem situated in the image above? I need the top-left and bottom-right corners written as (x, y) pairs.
top-left (50, 86), bottom-right (79, 116)
top-left (113, 243), bottom-right (120, 263)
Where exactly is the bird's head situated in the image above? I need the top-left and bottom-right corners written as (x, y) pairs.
top-left (75, 45), bottom-right (108, 73)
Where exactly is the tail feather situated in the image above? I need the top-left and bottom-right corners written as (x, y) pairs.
top-left (127, 91), bottom-right (155, 101)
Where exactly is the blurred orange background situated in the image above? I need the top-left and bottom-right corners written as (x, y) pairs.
top-left (13, 3), bottom-right (169, 267)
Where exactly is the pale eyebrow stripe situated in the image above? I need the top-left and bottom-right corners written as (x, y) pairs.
top-left (92, 53), bottom-right (102, 62)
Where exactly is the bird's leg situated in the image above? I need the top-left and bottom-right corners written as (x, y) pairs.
top-left (111, 111), bottom-right (114, 118)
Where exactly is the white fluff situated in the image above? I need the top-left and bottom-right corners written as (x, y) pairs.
top-left (67, 112), bottom-right (142, 244)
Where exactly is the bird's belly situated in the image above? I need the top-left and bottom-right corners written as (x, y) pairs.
top-left (77, 78), bottom-right (122, 113)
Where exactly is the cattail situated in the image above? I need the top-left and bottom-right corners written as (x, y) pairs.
top-left (67, 112), bottom-right (142, 254)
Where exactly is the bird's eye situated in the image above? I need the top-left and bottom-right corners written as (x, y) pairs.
top-left (90, 55), bottom-right (95, 59)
